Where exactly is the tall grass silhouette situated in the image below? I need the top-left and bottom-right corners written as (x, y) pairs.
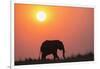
top-left (15, 52), bottom-right (94, 65)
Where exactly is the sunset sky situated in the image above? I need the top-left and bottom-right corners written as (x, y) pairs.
top-left (15, 4), bottom-right (94, 61)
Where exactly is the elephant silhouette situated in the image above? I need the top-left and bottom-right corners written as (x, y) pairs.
top-left (40, 40), bottom-right (65, 60)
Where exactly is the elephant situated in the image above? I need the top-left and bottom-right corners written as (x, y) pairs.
top-left (40, 40), bottom-right (65, 60)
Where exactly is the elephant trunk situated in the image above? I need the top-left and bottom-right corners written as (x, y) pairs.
top-left (62, 48), bottom-right (65, 59)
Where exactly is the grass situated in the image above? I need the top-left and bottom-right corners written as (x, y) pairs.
top-left (15, 52), bottom-right (94, 65)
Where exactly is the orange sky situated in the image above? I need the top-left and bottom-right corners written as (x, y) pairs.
top-left (15, 4), bottom-right (94, 61)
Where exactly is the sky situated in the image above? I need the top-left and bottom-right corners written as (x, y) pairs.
top-left (15, 4), bottom-right (94, 61)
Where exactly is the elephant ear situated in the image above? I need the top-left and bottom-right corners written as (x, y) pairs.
top-left (58, 41), bottom-right (64, 50)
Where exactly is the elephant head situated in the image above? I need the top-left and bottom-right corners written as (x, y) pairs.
top-left (56, 40), bottom-right (65, 59)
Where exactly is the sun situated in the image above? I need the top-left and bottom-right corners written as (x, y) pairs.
top-left (36, 11), bottom-right (47, 22)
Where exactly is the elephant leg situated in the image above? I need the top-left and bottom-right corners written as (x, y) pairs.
top-left (53, 52), bottom-right (59, 60)
top-left (41, 53), bottom-right (46, 60)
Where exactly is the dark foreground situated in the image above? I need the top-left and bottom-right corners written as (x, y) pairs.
top-left (15, 52), bottom-right (94, 65)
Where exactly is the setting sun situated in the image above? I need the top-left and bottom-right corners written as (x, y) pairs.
top-left (36, 11), bottom-right (46, 22)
